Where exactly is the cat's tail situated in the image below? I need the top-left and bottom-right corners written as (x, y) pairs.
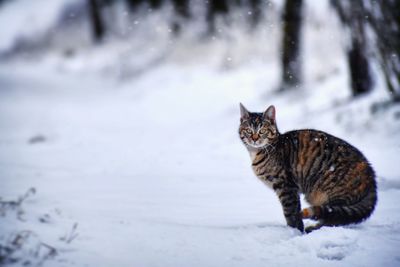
top-left (301, 189), bottom-right (377, 226)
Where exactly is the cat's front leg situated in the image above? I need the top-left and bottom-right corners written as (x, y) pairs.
top-left (276, 187), bottom-right (304, 232)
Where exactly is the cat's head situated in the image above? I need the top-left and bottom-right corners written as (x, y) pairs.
top-left (238, 103), bottom-right (279, 148)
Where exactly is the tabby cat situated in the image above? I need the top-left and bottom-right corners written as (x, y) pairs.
top-left (238, 104), bottom-right (377, 233)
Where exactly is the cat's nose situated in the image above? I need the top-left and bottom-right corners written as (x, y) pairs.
top-left (252, 134), bottom-right (259, 141)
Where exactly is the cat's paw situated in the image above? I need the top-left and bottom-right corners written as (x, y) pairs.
top-left (297, 221), bottom-right (305, 233)
top-left (287, 217), bottom-right (304, 233)
top-left (305, 223), bottom-right (323, 233)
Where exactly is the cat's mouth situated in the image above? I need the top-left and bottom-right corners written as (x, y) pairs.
top-left (247, 141), bottom-right (268, 149)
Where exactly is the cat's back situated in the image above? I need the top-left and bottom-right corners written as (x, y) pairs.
top-left (279, 129), bottom-right (376, 193)
top-left (281, 129), bottom-right (367, 161)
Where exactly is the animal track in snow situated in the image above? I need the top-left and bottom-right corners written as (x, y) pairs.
top-left (316, 240), bottom-right (353, 261)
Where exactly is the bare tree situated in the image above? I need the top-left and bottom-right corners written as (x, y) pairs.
top-left (249, 0), bottom-right (262, 26)
top-left (207, 0), bottom-right (229, 34)
top-left (331, 0), bottom-right (373, 97)
top-left (364, 0), bottom-right (400, 101)
top-left (171, 0), bottom-right (190, 35)
top-left (126, 0), bottom-right (145, 11)
top-left (88, 0), bottom-right (105, 43)
top-left (149, 0), bottom-right (162, 9)
top-left (126, 0), bottom-right (163, 12)
top-left (280, 0), bottom-right (303, 91)
top-left (331, 0), bottom-right (400, 101)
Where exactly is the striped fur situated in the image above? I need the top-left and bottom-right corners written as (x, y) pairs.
top-left (239, 104), bottom-right (377, 233)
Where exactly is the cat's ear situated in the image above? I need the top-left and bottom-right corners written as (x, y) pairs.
top-left (240, 103), bottom-right (250, 120)
top-left (263, 105), bottom-right (276, 123)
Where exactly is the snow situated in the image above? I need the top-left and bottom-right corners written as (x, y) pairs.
top-left (1, 1), bottom-right (400, 267)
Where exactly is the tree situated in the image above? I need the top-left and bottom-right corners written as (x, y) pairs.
top-left (126, 0), bottom-right (164, 13)
top-left (88, 0), bottom-right (105, 43)
top-left (364, 0), bottom-right (400, 101)
top-left (331, 0), bottom-right (373, 97)
top-left (249, 0), bottom-right (262, 27)
top-left (126, 0), bottom-right (145, 11)
top-left (149, 0), bottom-right (163, 9)
top-left (331, 0), bottom-right (400, 101)
top-left (280, 0), bottom-right (303, 91)
top-left (206, 0), bottom-right (229, 34)
top-left (171, 0), bottom-right (190, 35)
top-left (172, 0), bottom-right (189, 17)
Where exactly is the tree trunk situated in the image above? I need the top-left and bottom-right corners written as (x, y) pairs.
top-left (249, 0), bottom-right (262, 26)
top-left (149, 0), bottom-right (162, 9)
top-left (126, 0), bottom-right (145, 10)
top-left (280, 0), bottom-right (303, 91)
top-left (172, 0), bottom-right (189, 18)
top-left (207, 0), bottom-right (229, 34)
top-left (370, 0), bottom-right (400, 100)
top-left (331, 0), bottom-right (373, 97)
top-left (348, 34), bottom-right (372, 96)
top-left (88, 0), bottom-right (105, 43)
top-left (171, 0), bottom-right (190, 35)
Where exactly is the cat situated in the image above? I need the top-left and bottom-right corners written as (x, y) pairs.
top-left (238, 103), bottom-right (377, 233)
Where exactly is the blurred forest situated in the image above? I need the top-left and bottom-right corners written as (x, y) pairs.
top-left (83, 0), bottom-right (399, 102)
top-left (0, 0), bottom-right (399, 104)
top-left (84, 0), bottom-right (400, 102)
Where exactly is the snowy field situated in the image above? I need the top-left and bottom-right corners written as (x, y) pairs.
top-left (1, 1), bottom-right (400, 267)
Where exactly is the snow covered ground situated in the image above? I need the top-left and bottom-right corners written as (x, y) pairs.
top-left (1, 1), bottom-right (400, 267)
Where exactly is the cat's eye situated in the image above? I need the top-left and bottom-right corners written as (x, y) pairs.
top-left (259, 128), bottom-right (267, 134)
top-left (245, 129), bottom-right (252, 134)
